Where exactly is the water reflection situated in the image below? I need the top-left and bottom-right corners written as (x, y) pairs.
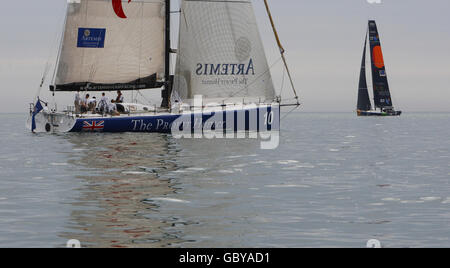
top-left (60, 133), bottom-right (184, 248)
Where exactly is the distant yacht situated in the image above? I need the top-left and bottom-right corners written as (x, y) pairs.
top-left (357, 20), bottom-right (401, 117)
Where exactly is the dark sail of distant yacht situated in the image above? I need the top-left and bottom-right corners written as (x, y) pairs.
top-left (357, 20), bottom-right (401, 117)
top-left (357, 30), bottom-right (371, 112)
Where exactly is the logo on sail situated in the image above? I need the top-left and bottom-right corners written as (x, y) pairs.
top-left (77, 28), bottom-right (106, 48)
top-left (195, 59), bottom-right (255, 76)
top-left (113, 0), bottom-right (132, 19)
top-left (195, 59), bottom-right (255, 86)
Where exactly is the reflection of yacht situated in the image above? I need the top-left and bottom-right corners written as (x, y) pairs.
top-left (357, 20), bottom-right (402, 117)
top-left (60, 133), bottom-right (183, 247)
top-left (27, 0), bottom-right (300, 133)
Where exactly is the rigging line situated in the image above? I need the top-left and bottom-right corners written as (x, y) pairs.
top-left (280, 105), bottom-right (299, 122)
top-left (136, 90), bottom-right (153, 106)
top-left (50, 1), bottom-right (69, 88)
top-left (35, 64), bottom-right (51, 102)
top-left (181, 6), bottom-right (189, 32)
top-left (263, 0), bottom-right (299, 105)
top-left (280, 97), bottom-right (300, 103)
top-left (279, 63), bottom-right (286, 99)
top-left (280, 99), bottom-right (302, 107)
top-left (47, 0), bottom-right (69, 111)
top-left (37, 19), bottom-right (60, 99)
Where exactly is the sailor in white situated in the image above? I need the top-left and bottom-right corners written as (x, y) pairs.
top-left (80, 94), bottom-right (90, 113)
top-left (87, 96), bottom-right (97, 112)
top-left (98, 93), bottom-right (109, 114)
top-left (107, 99), bottom-right (120, 116)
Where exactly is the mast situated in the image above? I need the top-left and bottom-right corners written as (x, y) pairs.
top-left (161, 0), bottom-right (172, 109)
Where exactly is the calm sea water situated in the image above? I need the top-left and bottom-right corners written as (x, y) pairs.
top-left (0, 112), bottom-right (449, 248)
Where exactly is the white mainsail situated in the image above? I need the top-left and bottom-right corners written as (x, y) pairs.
top-left (54, 0), bottom-right (166, 91)
top-left (173, 0), bottom-right (276, 105)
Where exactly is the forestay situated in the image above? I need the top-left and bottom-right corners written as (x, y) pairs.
top-left (54, 0), bottom-right (166, 91)
top-left (173, 0), bottom-right (276, 105)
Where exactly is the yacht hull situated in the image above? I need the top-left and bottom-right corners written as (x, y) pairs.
top-left (28, 104), bottom-right (280, 134)
top-left (357, 110), bottom-right (402, 117)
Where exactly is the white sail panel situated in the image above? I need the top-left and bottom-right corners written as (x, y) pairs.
top-left (55, 0), bottom-right (166, 91)
top-left (173, 0), bottom-right (276, 104)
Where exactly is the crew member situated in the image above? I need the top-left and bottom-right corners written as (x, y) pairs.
top-left (108, 99), bottom-right (120, 116)
top-left (116, 91), bottom-right (124, 103)
top-left (80, 94), bottom-right (90, 114)
top-left (98, 93), bottom-right (108, 114)
top-left (88, 96), bottom-right (97, 112)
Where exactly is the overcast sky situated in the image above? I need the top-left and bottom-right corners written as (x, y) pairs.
top-left (1, 0), bottom-right (449, 113)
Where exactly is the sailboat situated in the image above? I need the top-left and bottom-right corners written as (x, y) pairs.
top-left (357, 20), bottom-right (401, 117)
top-left (27, 0), bottom-right (300, 134)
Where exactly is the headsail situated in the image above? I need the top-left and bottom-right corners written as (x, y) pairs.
top-left (357, 30), bottom-right (372, 111)
top-left (53, 0), bottom-right (166, 92)
top-left (368, 20), bottom-right (393, 109)
top-left (173, 0), bottom-right (276, 105)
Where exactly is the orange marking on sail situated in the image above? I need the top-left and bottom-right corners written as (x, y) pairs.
top-left (373, 46), bottom-right (385, 69)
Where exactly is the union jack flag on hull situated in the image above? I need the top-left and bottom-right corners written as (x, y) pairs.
top-left (82, 121), bottom-right (105, 132)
